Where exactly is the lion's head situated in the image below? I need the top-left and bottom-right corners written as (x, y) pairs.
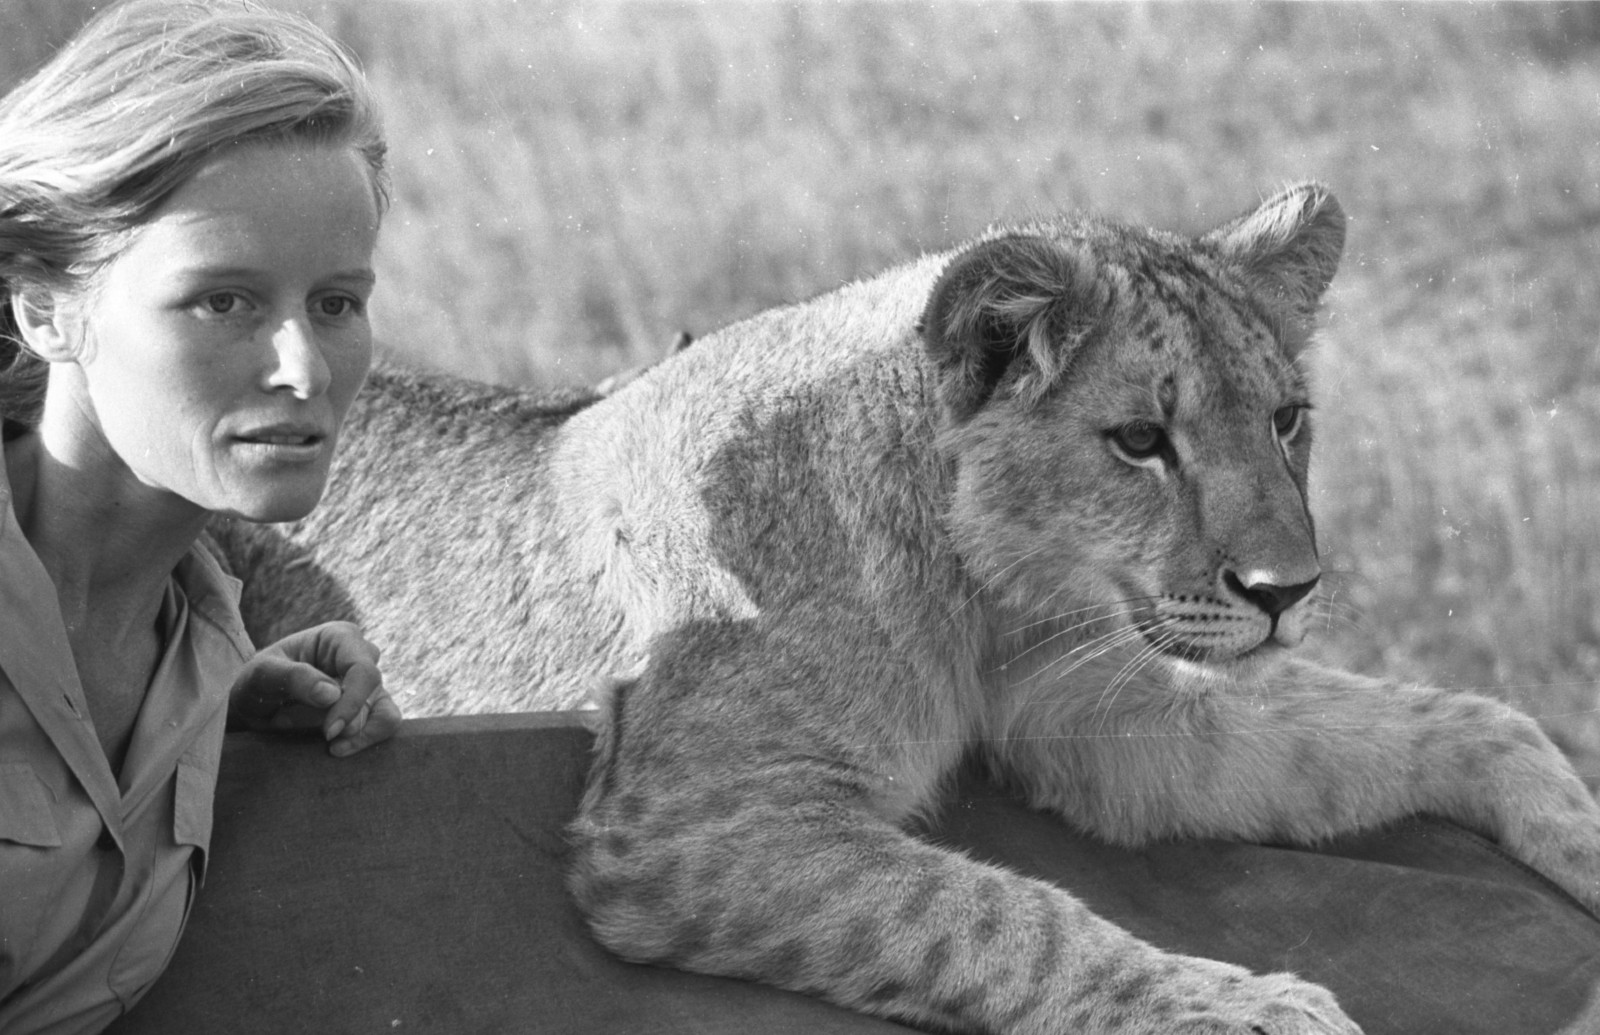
top-left (920, 183), bottom-right (1346, 679)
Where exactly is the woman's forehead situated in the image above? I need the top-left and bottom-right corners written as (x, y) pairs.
top-left (125, 142), bottom-right (380, 274)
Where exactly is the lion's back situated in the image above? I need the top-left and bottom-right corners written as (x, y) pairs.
top-left (224, 365), bottom-right (633, 714)
top-left (226, 247), bottom-right (965, 715)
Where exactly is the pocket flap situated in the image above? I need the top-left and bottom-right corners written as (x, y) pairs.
top-left (173, 756), bottom-right (215, 850)
top-left (0, 762), bottom-right (63, 847)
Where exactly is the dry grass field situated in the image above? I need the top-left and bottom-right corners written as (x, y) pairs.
top-left (6, 1), bottom-right (1600, 777)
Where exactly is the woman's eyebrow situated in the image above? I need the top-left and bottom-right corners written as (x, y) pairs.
top-left (162, 265), bottom-right (378, 286)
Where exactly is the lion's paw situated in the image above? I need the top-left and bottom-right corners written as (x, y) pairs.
top-left (1141, 957), bottom-right (1361, 1035)
top-left (1543, 843), bottom-right (1600, 917)
top-left (1514, 795), bottom-right (1600, 915)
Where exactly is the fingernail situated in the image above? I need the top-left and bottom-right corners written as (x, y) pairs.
top-left (325, 719), bottom-right (346, 741)
top-left (315, 682), bottom-right (340, 706)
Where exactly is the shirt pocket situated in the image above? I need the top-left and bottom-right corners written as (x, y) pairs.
top-left (0, 762), bottom-right (61, 847)
top-left (104, 754), bottom-right (219, 1007)
top-left (172, 753), bottom-right (215, 885)
top-left (0, 762), bottom-right (64, 993)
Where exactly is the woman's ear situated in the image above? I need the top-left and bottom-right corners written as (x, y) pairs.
top-left (8, 286), bottom-right (80, 362)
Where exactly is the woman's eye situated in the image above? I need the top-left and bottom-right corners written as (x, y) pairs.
top-left (315, 295), bottom-right (362, 319)
top-left (1273, 405), bottom-right (1305, 440)
top-left (197, 292), bottom-right (243, 316)
top-left (1109, 422), bottom-right (1169, 461)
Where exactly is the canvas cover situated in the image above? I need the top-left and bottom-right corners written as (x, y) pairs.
top-left (106, 712), bottom-right (1600, 1035)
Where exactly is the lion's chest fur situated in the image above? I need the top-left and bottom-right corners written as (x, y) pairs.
top-left (547, 259), bottom-right (990, 777)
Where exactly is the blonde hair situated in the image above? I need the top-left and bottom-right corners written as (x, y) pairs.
top-left (0, 0), bottom-right (389, 438)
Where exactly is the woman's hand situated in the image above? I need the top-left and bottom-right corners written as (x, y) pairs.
top-left (228, 622), bottom-right (400, 756)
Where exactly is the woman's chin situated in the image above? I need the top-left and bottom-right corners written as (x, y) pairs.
top-left (212, 481), bottom-right (328, 525)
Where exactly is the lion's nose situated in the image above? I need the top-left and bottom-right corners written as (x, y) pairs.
top-left (1224, 571), bottom-right (1320, 617)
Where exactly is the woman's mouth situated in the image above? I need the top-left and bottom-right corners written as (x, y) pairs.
top-left (233, 426), bottom-right (328, 461)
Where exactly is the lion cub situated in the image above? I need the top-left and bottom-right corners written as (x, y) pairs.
top-left (559, 185), bottom-right (1600, 1035)
top-left (223, 183), bottom-right (1600, 1033)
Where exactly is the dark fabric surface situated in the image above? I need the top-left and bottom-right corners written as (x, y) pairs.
top-left (106, 713), bottom-right (1600, 1035)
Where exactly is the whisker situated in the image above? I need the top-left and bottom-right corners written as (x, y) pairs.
top-left (945, 543), bottom-right (1055, 623)
top-left (1305, 599), bottom-right (1362, 637)
top-left (1093, 630), bottom-right (1175, 728)
top-left (1009, 628), bottom-right (1133, 699)
top-left (1025, 623), bottom-right (1151, 695)
top-left (1007, 605), bottom-right (1145, 665)
top-left (1008, 601), bottom-right (1131, 637)
top-left (1006, 595), bottom-right (1163, 637)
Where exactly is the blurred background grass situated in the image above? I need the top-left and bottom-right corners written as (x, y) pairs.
top-left (6, 0), bottom-right (1600, 775)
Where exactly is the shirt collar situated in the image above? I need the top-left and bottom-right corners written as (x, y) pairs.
top-left (0, 446), bottom-right (253, 830)
top-left (0, 450), bottom-right (124, 827)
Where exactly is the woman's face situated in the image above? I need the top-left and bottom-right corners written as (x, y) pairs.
top-left (63, 140), bottom-right (380, 522)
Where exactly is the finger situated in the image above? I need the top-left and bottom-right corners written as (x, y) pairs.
top-left (231, 655), bottom-right (336, 729)
top-left (322, 659), bottom-right (382, 742)
top-left (300, 621), bottom-right (382, 685)
top-left (289, 673), bottom-right (342, 711)
top-left (289, 622), bottom-right (382, 740)
top-left (330, 690), bottom-right (402, 757)
top-left (275, 664), bottom-right (342, 731)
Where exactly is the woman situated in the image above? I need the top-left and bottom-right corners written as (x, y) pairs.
top-left (0, 1), bottom-right (401, 1031)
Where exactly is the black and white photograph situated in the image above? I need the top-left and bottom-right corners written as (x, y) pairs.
top-left (4, 3), bottom-right (1600, 1033)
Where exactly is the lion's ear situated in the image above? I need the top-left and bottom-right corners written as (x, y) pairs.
top-left (918, 235), bottom-right (1110, 421)
top-left (1204, 182), bottom-right (1345, 342)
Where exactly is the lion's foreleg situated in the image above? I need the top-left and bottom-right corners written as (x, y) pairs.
top-left (995, 660), bottom-right (1600, 912)
top-left (571, 693), bottom-right (1356, 1033)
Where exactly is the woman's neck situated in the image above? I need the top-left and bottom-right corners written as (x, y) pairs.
top-left (3, 423), bottom-right (210, 775)
top-left (5, 423), bottom-right (208, 641)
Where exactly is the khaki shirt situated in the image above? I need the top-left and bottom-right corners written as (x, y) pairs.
top-left (0, 468), bottom-right (254, 1034)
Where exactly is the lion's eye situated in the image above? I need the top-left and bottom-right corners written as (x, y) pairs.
top-left (1109, 422), bottom-right (1170, 462)
top-left (1272, 405), bottom-right (1306, 441)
